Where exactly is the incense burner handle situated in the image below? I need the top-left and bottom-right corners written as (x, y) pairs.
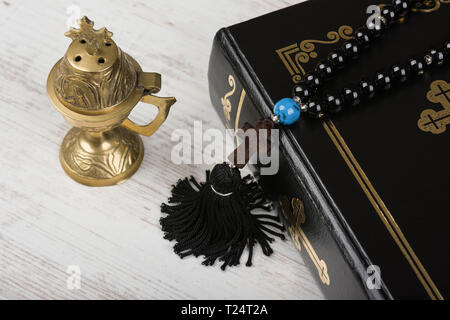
top-left (121, 72), bottom-right (176, 136)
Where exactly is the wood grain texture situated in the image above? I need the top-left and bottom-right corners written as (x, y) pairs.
top-left (0, 0), bottom-right (324, 299)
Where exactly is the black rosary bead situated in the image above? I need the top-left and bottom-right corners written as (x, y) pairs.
top-left (341, 87), bottom-right (361, 106)
top-left (427, 49), bottom-right (446, 66)
top-left (315, 61), bottom-right (334, 80)
top-left (328, 50), bottom-right (346, 69)
top-left (367, 19), bottom-right (386, 39)
top-left (392, 0), bottom-right (410, 16)
top-left (390, 64), bottom-right (410, 83)
top-left (374, 71), bottom-right (393, 91)
top-left (292, 83), bottom-right (312, 103)
top-left (381, 5), bottom-right (397, 25)
top-left (354, 27), bottom-right (372, 49)
top-left (305, 99), bottom-right (324, 118)
top-left (304, 73), bottom-right (322, 90)
top-left (341, 40), bottom-right (360, 60)
top-left (359, 79), bottom-right (376, 99)
top-left (443, 41), bottom-right (450, 56)
top-left (408, 57), bottom-right (425, 76)
top-left (323, 93), bottom-right (344, 113)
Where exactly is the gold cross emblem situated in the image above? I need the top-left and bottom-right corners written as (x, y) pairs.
top-left (418, 80), bottom-right (450, 135)
top-left (279, 196), bottom-right (330, 286)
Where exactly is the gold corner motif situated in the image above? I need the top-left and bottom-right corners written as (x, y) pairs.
top-left (220, 74), bottom-right (246, 145)
top-left (279, 196), bottom-right (330, 286)
top-left (412, 0), bottom-right (449, 13)
top-left (276, 25), bottom-right (354, 84)
top-left (221, 75), bottom-right (236, 129)
top-left (418, 80), bottom-right (450, 135)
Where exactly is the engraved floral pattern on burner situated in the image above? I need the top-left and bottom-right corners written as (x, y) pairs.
top-left (55, 49), bottom-right (137, 111)
top-left (62, 127), bottom-right (142, 179)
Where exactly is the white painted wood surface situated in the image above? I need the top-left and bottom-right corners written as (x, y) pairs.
top-left (0, 0), bottom-right (324, 299)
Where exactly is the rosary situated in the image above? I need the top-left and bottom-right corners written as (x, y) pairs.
top-left (272, 0), bottom-right (449, 125)
top-left (162, 0), bottom-right (449, 269)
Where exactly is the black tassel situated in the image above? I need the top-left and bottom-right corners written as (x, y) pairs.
top-left (160, 163), bottom-right (285, 270)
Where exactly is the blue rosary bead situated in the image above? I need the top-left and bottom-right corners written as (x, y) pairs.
top-left (273, 98), bottom-right (301, 125)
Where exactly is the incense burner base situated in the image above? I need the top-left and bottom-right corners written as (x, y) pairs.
top-left (59, 126), bottom-right (144, 186)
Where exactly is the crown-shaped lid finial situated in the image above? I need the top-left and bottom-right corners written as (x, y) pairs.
top-left (64, 16), bottom-right (113, 55)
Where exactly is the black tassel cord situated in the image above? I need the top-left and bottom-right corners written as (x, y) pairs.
top-left (160, 163), bottom-right (285, 270)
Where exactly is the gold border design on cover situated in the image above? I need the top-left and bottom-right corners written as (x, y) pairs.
top-left (322, 119), bottom-right (443, 300)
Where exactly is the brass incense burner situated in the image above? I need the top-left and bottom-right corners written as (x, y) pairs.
top-left (47, 17), bottom-right (176, 186)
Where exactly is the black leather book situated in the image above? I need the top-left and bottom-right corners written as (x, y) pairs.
top-left (208, 0), bottom-right (449, 299)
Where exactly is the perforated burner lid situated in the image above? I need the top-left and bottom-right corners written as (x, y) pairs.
top-left (50, 17), bottom-right (137, 112)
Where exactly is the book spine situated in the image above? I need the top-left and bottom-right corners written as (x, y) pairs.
top-left (208, 28), bottom-right (390, 300)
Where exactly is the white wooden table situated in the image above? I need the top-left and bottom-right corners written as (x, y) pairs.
top-left (0, 0), bottom-right (324, 299)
